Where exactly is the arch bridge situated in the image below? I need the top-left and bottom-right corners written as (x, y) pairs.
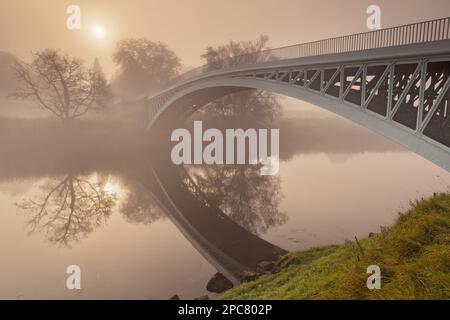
top-left (146, 17), bottom-right (450, 171)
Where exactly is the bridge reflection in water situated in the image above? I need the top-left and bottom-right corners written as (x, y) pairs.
top-left (142, 148), bottom-right (286, 285)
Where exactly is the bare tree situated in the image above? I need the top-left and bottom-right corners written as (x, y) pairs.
top-left (17, 174), bottom-right (115, 246)
top-left (11, 49), bottom-right (110, 122)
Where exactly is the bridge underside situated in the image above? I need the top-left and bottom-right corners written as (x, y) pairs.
top-left (148, 46), bottom-right (450, 171)
top-left (235, 58), bottom-right (450, 149)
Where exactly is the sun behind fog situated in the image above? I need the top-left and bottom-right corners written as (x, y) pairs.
top-left (92, 25), bottom-right (106, 40)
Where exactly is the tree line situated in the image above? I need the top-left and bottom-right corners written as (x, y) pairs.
top-left (10, 35), bottom-right (277, 123)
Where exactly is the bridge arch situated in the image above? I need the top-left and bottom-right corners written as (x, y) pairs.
top-left (148, 72), bottom-right (450, 171)
top-left (146, 18), bottom-right (450, 172)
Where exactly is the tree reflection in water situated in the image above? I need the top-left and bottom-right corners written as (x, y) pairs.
top-left (120, 182), bottom-right (166, 225)
top-left (185, 37), bottom-right (287, 235)
top-left (17, 174), bottom-right (116, 246)
top-left (185, 165), bottom-right (287, 235)
top-left (15, 166), bottom-right (285, 245)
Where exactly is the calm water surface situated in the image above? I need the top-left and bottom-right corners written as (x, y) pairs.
top-left (0, 103), bottom-right (448, 299)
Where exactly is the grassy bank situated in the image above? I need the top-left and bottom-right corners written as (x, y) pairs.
top-left (222, 193), bottom-right (450, 300)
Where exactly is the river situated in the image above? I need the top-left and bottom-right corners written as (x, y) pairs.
top-left (0, 98), bottom-right (448, 299)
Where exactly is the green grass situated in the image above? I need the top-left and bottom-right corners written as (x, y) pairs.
top-left (222, 193), bottom-right (450, 300)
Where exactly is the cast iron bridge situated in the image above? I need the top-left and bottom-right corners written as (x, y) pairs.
top-left (146, 17), bottom-right (450, 171)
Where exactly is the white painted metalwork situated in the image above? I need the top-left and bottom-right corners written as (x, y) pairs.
top-left (147, 17), bottom-right (450, 171)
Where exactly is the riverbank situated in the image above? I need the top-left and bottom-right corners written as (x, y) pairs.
top-left (222, 193), bottom-right (450, 300)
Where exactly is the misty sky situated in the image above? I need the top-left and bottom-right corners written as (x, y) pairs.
top-left (1, 0), bottom-right (450, 78)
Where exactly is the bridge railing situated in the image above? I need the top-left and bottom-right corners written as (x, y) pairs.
top-left (154, 16), bottom-right (450, 95)
top-left (264, 16), bottom-right (450, 60)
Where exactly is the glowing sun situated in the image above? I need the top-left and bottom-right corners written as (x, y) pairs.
top-left (92, 25), bottom-right (106, 39)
